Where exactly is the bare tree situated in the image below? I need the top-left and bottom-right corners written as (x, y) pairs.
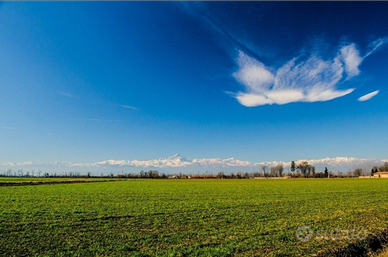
top-left (277, 164), bottom-right (284, 177)
top-left (379, 162), bottom-right (388, 172)
top-left (297, 161), bottom-right (309, 177)
top-left (352, 168), bottom-right (363, 177)
top-left (310, 166), bottom-right (315, 176)
top-left (217, 172), bottom-right (225, 179)
top-left (270, 167), bottom-right (277, 177)
top-left (261, 165), bottom-right (268, 176)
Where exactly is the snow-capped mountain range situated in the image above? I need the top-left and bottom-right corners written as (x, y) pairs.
top-left (1, 154), bottom-right (387, 174)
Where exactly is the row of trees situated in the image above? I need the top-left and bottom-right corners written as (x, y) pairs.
top-left (215, 162), bottom-right (330, 179)
top-left (368, 162), bottom-right (388, 176)
top-left (2, 162), bottom-right (388, 179)
top-left (0, 169), bottom-right (43, 177)
top-left (0, 169), bottom-right (87, 178)
top-left (342, 162), bottom-right (388, 177)
top-left (351, 162), bottom-right (388, 177)
top-left (290, 161), bottom-right (316, 177)
top-left (378, 162), bottom-right (388, 172)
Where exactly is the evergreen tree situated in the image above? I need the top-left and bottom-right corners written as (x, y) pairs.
top-left (291, 161), bottom-right (295, 173)
top-left (324, 167), bottom-right (329, 178)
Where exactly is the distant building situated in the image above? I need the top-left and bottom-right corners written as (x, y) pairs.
top-left (373, 172), bottom-right (388, 178)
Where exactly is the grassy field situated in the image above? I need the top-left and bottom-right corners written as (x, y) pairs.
top-left (0, 177), bottom-right (114, 182)
top-left (1, 178), bottom-right (388, 256)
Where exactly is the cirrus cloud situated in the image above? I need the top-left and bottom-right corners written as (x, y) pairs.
top-left (358, 90), bottom-right (379, 102)
top-left (232, 40), bottom-right (386, 107)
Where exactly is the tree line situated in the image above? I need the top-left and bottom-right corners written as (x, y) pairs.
top-left (1, 162), bottom-right (387, 179)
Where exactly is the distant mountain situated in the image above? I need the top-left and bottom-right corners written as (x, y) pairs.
top-left (1, 154), bottom-right (387, 175)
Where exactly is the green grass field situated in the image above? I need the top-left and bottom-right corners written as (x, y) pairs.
top-left (0, 177), bottom-right (114, 182)
top-left (1, 178), bottom-right (388, 256)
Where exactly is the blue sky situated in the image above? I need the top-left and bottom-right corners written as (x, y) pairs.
top-left (1, 2), bottom-right (388, 168)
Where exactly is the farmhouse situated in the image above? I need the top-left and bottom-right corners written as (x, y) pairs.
top-left (373, 172), bottom-right (388, 178)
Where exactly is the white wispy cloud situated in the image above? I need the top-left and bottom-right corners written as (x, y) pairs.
top-left (358, 90), bottom-right (379, 102)
top-left (59, 92), bottom-right (77, 98)
top-left (340, 43), bottom-right (362, 78)
top-left (364, 37), bottom-right (388, 58)
top-left (120, 104), bottom-right (139, 110)
top-left (180, 3), bottom-right (387, 107)
top-left (1, 161), bottom-right (34, 167)
top-left (233, 45), bottom-right (357, 106)
top-left (232, 39), bottom-right (387, 107)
